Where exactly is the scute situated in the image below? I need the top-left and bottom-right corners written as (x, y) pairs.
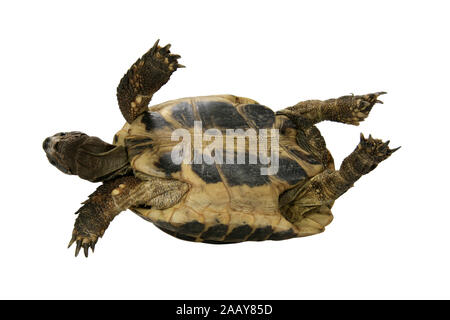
top-left (191, 162), bottom-right (222, 184)
top-left (275, 157), bottom-right (307, 185)
top-left (154, 152), bottom-right (182, 177)
top-left (196, 100), bottom-right (249, 129)
top-left (240, 103), bottom-right (275, 128)
top-left (141, 111), bottom-right (173, 130)
top-left (171, 101), bottom-right (195, 127)
top-left (224, 224), bottom-right (253, 241)
top-left (220, 159), bottom-right (271, 187)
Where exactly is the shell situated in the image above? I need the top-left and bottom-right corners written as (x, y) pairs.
top-left (114, 95), bottom-right (329, 243)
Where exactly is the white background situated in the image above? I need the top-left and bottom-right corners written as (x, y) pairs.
top-left (1, 0), bottom-right (449, 299)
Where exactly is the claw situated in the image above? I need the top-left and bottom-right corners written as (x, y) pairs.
top-left (75, 240), bottom-right (82, 257)
top-left (389, 146), bottom-right (401, 154)
top-left (177, 64), bottom-right (186, 68)
top-left (83, 243), bottom-right (89, 258)
top-left (160, 44), bottom-right (171, 53)
top-left (150, 39), bottom-right (160, 55)
top-left (68, 235), bottom-right (76, 248)
top-left (374, 92), bottom-right (386, 103)
top-left (168, 54), bottom-right (181, 64)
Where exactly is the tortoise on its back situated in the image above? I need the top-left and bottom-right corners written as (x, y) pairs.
top-left (43, 40), bottom-right (398, 257)
top-left (117, 95), bottom-right (332, 243)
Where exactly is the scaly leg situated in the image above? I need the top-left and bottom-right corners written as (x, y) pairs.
top-left (277, 92), bottom-right (386, 126)
top-left (68, 175), bottom-right (189, 257)
top-left (280, 134), bottom-right (399, 228)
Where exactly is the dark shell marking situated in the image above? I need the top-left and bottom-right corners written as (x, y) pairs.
top-left (154, 220), bottom-right (297, 243)
top-left (200, 224), bottom-right (229, 240)
top-left (191, 162), bottom-right (222, 184)
top-left (269, 228), bottom-right (297, 240)
top-left (171, 102), bottom-right (195, 127)
top-left (154, 152), bottom-right (181, 177)
top-left (141, 111), bottom-right (172, 131)
top-left (220, 161), bottom-right (270, 187)
top-left (275, 157), bottom-right (307, 185)
top-left (247, 226), bottom-right (273, 241)
top-left (154, 220), bottom-right (177, 232)
top-left (241, 104), bottom-right (275, 128)
top-left (177, 221), bottom-right (205, 235)
top-left (192, 151), bottom-right (286, 187)
top-left (288, 148), bottom-right (322, 165)
top-left (224, 224), bottom-right (253, 241)
top-left (196, 101), bottom-right (249, 129)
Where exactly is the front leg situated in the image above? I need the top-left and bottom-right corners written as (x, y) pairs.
top-left (277, 92), bottom-right (386, 126)
top-left (68, 175), bottom-right (189, 257)
top-left (117, 40), bottom-right (184, 123)
top-left (68, 176), bottom-right (145, 257)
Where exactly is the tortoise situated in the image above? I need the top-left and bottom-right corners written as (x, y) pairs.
top-left (43, 40), bottom-right (399, 257)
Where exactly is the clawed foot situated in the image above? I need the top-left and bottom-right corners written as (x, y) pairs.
top-left (345, 92), bottom-right (386, 125)
top-left (146, 39), bottom-right (185, 73)
top-left (358, 133), bottom-right (400, 163)
top-left (68, 231), bottom-right (98, 258)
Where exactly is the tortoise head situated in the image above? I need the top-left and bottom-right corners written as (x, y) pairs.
top-left (43, 131), bottom-right (128, 182)
top-left (43, 131), bottom-right (88, 175)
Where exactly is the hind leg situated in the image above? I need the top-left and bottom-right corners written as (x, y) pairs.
top-left (280, 134), bottom-right (399, 228)
top-left (277, 92), bottom-right (386, 126)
